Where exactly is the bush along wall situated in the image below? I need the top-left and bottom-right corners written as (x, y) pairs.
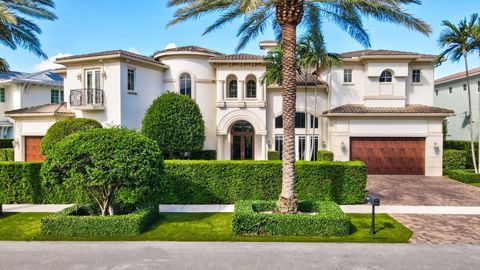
top-left (444, 140), bottom-right (478, 169)
top-left (190, 150), bottom-right (216, 160)
top-left (0, 148), bottom-right (14, 161)
top-left (448, 169), bottom-right (480, 184)
top-left (317, 150), bottom-right (334, 161)
top-left (443, 150), bottom-right (467, 174)
top-left (0, 139), bottom-right (13, 149)
top-left (161, 160), bottom-right (367, 205)
top-left (40, 204), bottom-right (159, 237)
top-left (267, 151), bottom-right (280, 160)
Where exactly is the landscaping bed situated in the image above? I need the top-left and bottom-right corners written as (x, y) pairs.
top-left (448, 169), bottom-right (480, 184)
top-left (232, 200), bottom-right (351, 236)
top-left (40, 204), bottom-right (158, 237)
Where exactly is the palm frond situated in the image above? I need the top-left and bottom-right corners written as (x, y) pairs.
top-left (0, 57), bottom-right (9, 72)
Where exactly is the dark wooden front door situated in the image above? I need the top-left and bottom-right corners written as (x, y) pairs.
top-left (231, 121), bottom-right (255, 160)
top-left (24, 136), bottom-right (45, 162)
top-left (350, 137), bottom-right (425, 175)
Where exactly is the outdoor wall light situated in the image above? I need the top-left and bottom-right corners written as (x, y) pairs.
top-left (341, 141), bottom-right (348, 154)
top-left (102, 71), bottom-right (107, 80)
top-left (12, 139), bottom-right (19, 148)
top-left (434, 142), bottom-right (440, 154)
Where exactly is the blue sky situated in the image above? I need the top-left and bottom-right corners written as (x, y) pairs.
top-left (0, 0), bottom-right (479, 78)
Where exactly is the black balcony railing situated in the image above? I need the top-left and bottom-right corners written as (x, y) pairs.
top-left (70, 89), bottom-right (104, 107)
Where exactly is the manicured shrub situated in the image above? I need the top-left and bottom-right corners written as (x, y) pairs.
top-left (232, 200), bottom-right (350, 236)
top-left (161, 160), bottom-right (367, 204)
top-left (444, 140), bottom-right (478, 169)
top-left (0, 148), bottom-right (14, 161)
top-left (142, 92), bottom-right (205, 159)
top-left (443, 150), bottom-right (466, 174)
top-left (317, 150), bottom-right (334, 161)
top-left (0, 139), bottom-right (13, 148)
top-left (40, 204), bottom-right (159, 237)
top-left (190, 150), bottom-right (216, 160)
top-left (267, 151), bottom-right (280, 160)
top-left (42, 128), bottom-right (164, 216)
top-left (448, 169), bottom-right (480, 183)
top-left (0, 162), bottom-right (43, 203)
top-left (40, 118), bottom-right (102, 155)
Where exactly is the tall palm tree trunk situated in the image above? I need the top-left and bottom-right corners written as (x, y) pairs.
top-left (276, 23), bottom-right (299, 213)
top-left (463, 53), bottom-right (478, 173)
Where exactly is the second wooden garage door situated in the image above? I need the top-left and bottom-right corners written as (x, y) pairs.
top-left (350, 137), bottom-right (425, 175)
top-left (25, 136), bottom-right (45, 162)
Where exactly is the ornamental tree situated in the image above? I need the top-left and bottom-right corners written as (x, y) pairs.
top-left (41, 118), bottom-right (102, 155)
top-left (41, 128), bottom-right (164, 216)
top-left (142, 92), bottom-right (205, 159)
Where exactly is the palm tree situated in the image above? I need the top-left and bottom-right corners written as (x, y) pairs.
top-left (167, 0), bottom-right (431, 213)
top-left (470, 15), bottom-right (480, 170)
top-left (0, 0), bottom-right (57, 71)
top-left (436, 14), bottom-right (479, 173)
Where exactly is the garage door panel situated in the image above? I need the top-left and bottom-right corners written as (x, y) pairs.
top-left (25, 136), bottom-right (45, 162)
top-left (350, 137), bottom-right (425, 175)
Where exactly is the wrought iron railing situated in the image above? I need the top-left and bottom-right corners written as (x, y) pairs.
top-left (69, 89), bottom-right (104, 107)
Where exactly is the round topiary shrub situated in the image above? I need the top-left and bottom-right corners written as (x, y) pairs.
top-left (141, 92), bottom-right (205, 159)
top-left (41, 118), bottom-right (102, 155)
top-left (41, 128), bottom-right (164, 216)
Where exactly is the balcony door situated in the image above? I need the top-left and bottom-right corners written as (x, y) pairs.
top-left (231, 121), bottom-right (255, 160)
top-left (85, 69), bottom-right (101, 104)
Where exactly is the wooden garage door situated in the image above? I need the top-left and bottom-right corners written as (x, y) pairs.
top-left (350, 137), bottom-right (425, 175)
top-left (25, 136), bottom-right (45, 162)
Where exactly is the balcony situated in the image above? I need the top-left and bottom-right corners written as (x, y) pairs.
top-left (69, 89), bottom-right (105, 110)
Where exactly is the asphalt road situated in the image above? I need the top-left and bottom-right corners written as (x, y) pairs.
top-left (0, 242), bottom-right (478, 270)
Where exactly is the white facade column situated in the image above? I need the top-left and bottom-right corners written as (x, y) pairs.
top-left (261, 135), bottom-right (266, 160)
top-left (216, 80), bottom-right (225, 106)
top-left (238, 80), bottom-right (245, 102)
top-left (258, 81), bottom-right (265, 103)
top-left (216, 135), bottom-right (223, 160)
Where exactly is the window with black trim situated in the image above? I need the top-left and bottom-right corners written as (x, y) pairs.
top-left (379, 70), bottom-right (393, 83)
top-left (344, 69), bottom-right (352, 83)
top-left (179, 73), bottom-right (192, 97)
top-left (412, 69), bottom-right (421, 83)
top-left (0, 88), bottom-right (4, 103)
top-left (127, 69), bottom-right (135, 91)
top-left (51, 89), bottom-right (64, 103)
top-left (246, 80), bottom-right (256, 98)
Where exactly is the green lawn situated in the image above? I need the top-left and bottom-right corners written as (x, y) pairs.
top-left (471, 183), bottom-right (480, 188)
top-left (0, 212), bottom-right (412, 243)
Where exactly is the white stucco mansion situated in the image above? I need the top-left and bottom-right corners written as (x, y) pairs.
top-left (5, 42), bottom-right (454, 176)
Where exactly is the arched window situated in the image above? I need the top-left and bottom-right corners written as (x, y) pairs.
top-left (227, 78), bottom-right (238, 98)
top-left (246, 80), bottom-right (257, 98)
top-left (179, 73), bottom-right (192, 97)
top-left (379, 70), bottom-right (393, 83)
top-left (231, 120), bottom-right (254, 132)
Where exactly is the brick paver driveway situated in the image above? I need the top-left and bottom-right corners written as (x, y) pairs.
top-left (367, 175), bottom-right (480, 206)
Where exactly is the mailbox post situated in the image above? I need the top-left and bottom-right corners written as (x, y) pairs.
top-left (366, 195), bottom-right (380, 235)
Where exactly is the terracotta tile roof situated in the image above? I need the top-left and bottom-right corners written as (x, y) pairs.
top-left (323, 104), bottom-right (454, 116)
top-left (154, 46), bottom-right (224, 57)
top-left (56, 50), bottom-right (164, 66)
top-left (435, 67), bottom-right (480, 84)
top-left (340, 50), bottom-right (437, 59)
top-left (209, 53), bottom-right (264, 62)
top-left (297, 72), bottom-right (326, 86)
top-left (5, 102), bottom-right (74, 117)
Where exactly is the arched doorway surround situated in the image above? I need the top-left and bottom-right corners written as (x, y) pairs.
top-left (230, 120), bottom-right (255, 160)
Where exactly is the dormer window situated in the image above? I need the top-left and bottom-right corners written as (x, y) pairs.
top-left (379, 70), bottom-right (392, 83)
top-left (179, 73), bottom-right (192, 97)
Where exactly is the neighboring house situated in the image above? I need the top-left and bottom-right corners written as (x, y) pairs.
top-left (6, 44), bottom-right (453, 176)
top-left (434, 67), bottom-right (480, 141)
top-left (0, 70), bottom-right (64, 139)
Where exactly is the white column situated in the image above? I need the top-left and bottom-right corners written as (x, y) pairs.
top-left (261, 135), bottom-right (266, 160)
top-left (258, 81), bottom-right (264, 103)
top-left (216, 135), bottom-right (223, 160)
top-left (238, 80), bottom-right (245, 102)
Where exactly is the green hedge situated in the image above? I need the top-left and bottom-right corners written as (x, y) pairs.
top-left (0, 162), bottom-right (43, 203)
top-left (444, 140), bottom-right (478, 169)
top-left (267, 151), bottom-right (280, 160)
top-left (0, 139), bottom-right (13, 149)
top-left (317, 150), bottom-right (334, 161)
top-left (40, 204), bottom-right (159, 237)
top-left (232, 200), bottom-right (350, 236)
top-left (190, 150), bottom-right (216, 160)
top-left (161, 160), bottom-right (367, 204)
top-left (448, 169), bottom-right (480, 184)
top-left (443, 150), bottom-right (466, 174)
top-left (0, 148), bottom-right (14, 161)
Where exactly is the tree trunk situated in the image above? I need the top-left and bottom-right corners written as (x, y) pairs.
top-left (463, 54), bottom-right (478, 173)
top-left (275, 23), bottom-right (298, 214)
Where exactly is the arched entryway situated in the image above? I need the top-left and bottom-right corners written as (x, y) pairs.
top-left (231, 120), bottom-right (255, 160)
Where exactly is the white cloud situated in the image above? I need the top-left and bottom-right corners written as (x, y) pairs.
top-left (127, 47), bottom-right (139, 54)
top-left (34, 53), bottom-right (72, 71)
top-left (165, 43), bottom-right (177, 49)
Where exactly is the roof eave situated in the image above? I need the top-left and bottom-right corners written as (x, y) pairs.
top-left (208, 60), bottom-right (265, 64)
top-left (323, 113), bottom-right (454, 117)
top-left (56, 54), bottom-right (168, 70)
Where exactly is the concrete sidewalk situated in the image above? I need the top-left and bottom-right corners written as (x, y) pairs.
top-left (3, 204), bottom-right (480, 215)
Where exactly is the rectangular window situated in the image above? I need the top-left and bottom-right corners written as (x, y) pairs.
top-left (343, 69), bottom-right (352, 83)
top-left (127, 69), bottom-right (135, 91)
top-left (478, 81), bottom-right (480, 92)
top-left (463, 84), bottom-right (467, 91)
top-left (51, 89), bottom-right (64, 103)
top-left (0, 88), bottom-right (5, 103)
top-left (435, 89), bottom-right (438, 96)
top-left (275, 135), bottom-right (283, 160)
top-left (412, 69), bottom-right (421, 83)
top-left (449, 87), bottom-right (452, 94)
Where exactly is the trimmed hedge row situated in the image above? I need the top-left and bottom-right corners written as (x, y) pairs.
top-left (0, 139), bottom-right (13, 149)
top-left (161, 160), bottom-right (367, 204)
top-left (448, 169), bottom-right (480, 184)
top-left (267, 151), bottom-right (280, 160)
top-left (0, 148), bottom-right (14, 161)
top-left (232, 200), bottom-right (351, 236)
top-left (40, 204), bottom-right (159, 237)
top-left (444, 140), bottom-right (478, 169)
top-left (317, 150), bottom-right (334, 161)
top-left (443, 150), bottom-right (467, 174)
top-left (1, 160), bottom-right (367, 205)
